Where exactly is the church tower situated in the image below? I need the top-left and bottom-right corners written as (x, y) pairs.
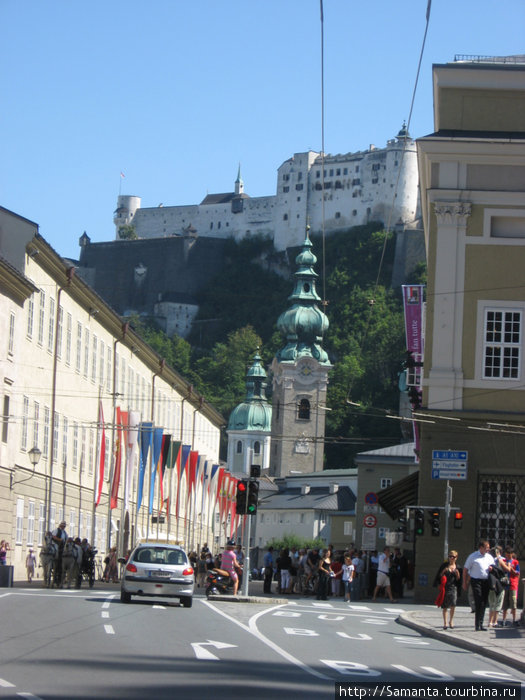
top-left (270, 227), bottom-right (332, 477)
top-left (234, 164), bottom-right (244, 196)
top-left (227, 350), bottom-right (272, 475)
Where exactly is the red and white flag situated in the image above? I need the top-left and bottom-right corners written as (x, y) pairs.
top-left (95, 401), bottom-right (106, 507)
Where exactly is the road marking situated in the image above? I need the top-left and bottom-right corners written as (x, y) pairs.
top-left (202, 600), bottom-right (332, 681)
top-left (101, 611), bottom-right (109, 618)
top-left (337, 632), bottom-right (372, 641)
top-left (312, 602), bottom-right (332, 608)
top-left (318, 614), bottom-right (344, 621)
top-left (283, 627), bottom-right (319, 636)
top-left (0, 678), bottom-right (15, 687)
top-left (472, 671), bottom-right (516, 681)
top-left (362, 618), bottom-right (389, 625)
top-left (391, 665), bottom-right (453, 680)
top-left (272, 611), bottom-right (301, 617)
top-left (321, 660), bottom-right (381, 676)
top-left (104, 625), bottom-right (115, 635)
top-left (394, 636), bottom-right (430, 645)
top-left (191, 640), bottom-right (237, 661)
top-left (102, 594), bottom-right (115, 609)
top-left (152, 605), bottom-right (166, 609)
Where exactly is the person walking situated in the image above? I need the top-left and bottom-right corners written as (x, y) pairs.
top-left (434, 550), bottom-right (461, 629)
top-left (487, 546), bottom-right (510, 628)
top-left (25, 549), bottom-right (37, 582)
top-left (342, 554), bottom-right (355, 603)
top-left (372, 546), bottom-right (397, 603)
top-left (263, 547), bottom-right (274, 594)
top-left (316, 549), bottom-right (331, 601)
top-left (462, 540), bottom-right (494, 631)
top-left (501, 547), bottom-right (520, 626)
top-left (0, 540), bottom-right (10, 565)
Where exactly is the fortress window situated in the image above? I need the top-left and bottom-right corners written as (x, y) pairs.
top-left (210, 222), bottom-right (213, 229)
top-left (297, 197), bottom-right (301, 202)
top-left (283, 214), bottom-right (288, 221)
top-left (324, 182), bottom-right (332, 189)
top-left (336, 168), bottom-right (341, 176)
top-left (352, 210), bottom-right (357, 216)
top-left (372, 178), bottom-right (378, 184)
top-left (395, 160), bottom-right (399, 166)
top-left (335, 212), bottom-right (341, 219)
top-left (295, 183), bottom-right (303, 191)
top-left (329, 169), bottom-right (334, 176)
top-left (298, 172), bottom-right (303, 180)
top-left (298, 399), bottom-right (310, 420)
top-left (316, 171), bottom-right (320, 178)
top-left (356, 165), bottom-right (359, 172)
top-left (335, 181), bottom-right (342, 189)
top-left (218, 222), bottom-right (221, 229)
top-left (283, 186), bottom-right (289, 193)
top-left (343, 168), bottom-right (348, 175)
top-left (315, 182), bottom-right (322, 191)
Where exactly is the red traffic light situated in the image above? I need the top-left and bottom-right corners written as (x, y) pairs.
top-left (237, 481), bottom-right (247, 492)
top-left (454, 511), bottom-right (463, 529)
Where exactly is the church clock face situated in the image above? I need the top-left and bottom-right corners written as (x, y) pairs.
top-left (300, 365), bottom-right (312, 376)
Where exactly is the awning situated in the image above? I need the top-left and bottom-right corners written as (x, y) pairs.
top-left (377, 471), bottom-right (419, 519)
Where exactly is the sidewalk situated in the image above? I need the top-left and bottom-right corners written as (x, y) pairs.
top-left (399, 605), bottom-right (525, 673)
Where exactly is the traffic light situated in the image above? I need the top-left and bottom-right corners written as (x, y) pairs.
top-left (236, 480), bottom-right (247, 513)
top-left (454, 511), bottom-right (463, 529)
top-left (247, 480), bottom-right (259, 515)
top-left (397, 512), bottom-right (407, 534)
top-left (429, 509), bottom-right (441, 536)
top-left (415, 509), bottom-right (425, 536)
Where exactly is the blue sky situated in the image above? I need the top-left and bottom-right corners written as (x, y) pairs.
top-left (2, 1), bottom-right (524, 260)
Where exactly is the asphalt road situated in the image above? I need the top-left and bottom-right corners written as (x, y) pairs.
top-left (1, 587), bottom-right (524, 699)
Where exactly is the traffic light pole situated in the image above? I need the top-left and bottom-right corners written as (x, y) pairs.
top-left (443, 481), bottom-right (452, 561)
top-left (241, 512), bottom-right (252, 597)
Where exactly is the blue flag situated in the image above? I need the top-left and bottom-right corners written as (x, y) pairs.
top-left (137, 422), bottom-right (153, 512)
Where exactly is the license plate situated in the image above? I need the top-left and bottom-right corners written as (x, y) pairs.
top-left (149, 570), bottom-right (171, 578)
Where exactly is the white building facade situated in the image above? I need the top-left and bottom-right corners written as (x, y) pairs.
top-left (0, 207), bottom-right (223, 581)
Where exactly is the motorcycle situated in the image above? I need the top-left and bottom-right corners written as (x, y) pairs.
top-left (205, 568), bottom-right (239, 597)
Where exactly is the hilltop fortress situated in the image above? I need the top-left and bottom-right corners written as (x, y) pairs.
top-left (114, 125), bottom-right (420, 251)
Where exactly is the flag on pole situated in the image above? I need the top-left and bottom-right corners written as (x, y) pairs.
top-left (149, 428), bottom-right (164, 514)
top-left (137, 422), bottom-right (153, 512)
top-left (95, 401), bottom-right (106, 507)
top-left (124, 411), bottom-right (140, 512)
top-left (159, 434), bottom-right (171, 506)
top-left (120, 171), bottom-right (125, 178)
top-left (110, 407), bottom-right (126, 509)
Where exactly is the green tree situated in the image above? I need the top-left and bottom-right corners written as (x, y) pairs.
top-left (118, 224), bottom-right (138, 240)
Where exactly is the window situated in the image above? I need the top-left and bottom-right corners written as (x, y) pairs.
top-left (2, 395), bottom-right (9, 443)
top-left (254, 441), bottom-right (261, 455)
top-left (65, 312), bottom-right (72, 365)
top-left (47, 297), bottom-right (55, 352)
top-left (298, 398), bottom-right (310, 420)
top-left (99, 340), bottom-right (105, 387)
top-left (53, 412), bottom-right (59, 462)
top-left (344, 521), bottom-right (353, 536)
top-left (43, 407), bottom-right (50, 459)
top-left (106, 346), bottom-right (112, 392)
top-left (295, 183), bottom-right (303, 191)
top-left (8, 312), bottom-right (15, 354)
top-left (21, 396), bottom-right (29, 451)
top-left (283, 214), bottom-right (288, 221)
top-left (91, 335), bottom-right (98, 382)
top-left (81, 426), bottom-right (87, 473)
top-left (27, 295), bottom-right (34, 339)
top-left (50, 504), bottom-right (56, 533)
top-left (236, 441), bottom-right (243, 454)
top-left (335, 212), bottom-right (341, 219)
top-left (27, 501), bottom-right (35, 546)
top-left (73, 422), bottom-right (79, 470)
top-left (83, 329), bottom-right (90, 377)
top-left (478, 476), bottom-right (522, 548)
top-left (88, 428), bottom-right (94, 475)
top-left (380, 478), bottom-right (392, 489)
top-left (38, 503), bottom-right (45, 545)
top-left (16, 498), bottom-right (24, 544)
top-left (32, 401), bottom-right (39, 449)
top-left (62, 416), bottom-right (68, 466)
top-left (283, 186), bottom-right (289, 193)
top-left (76, 322), bottom-right (82, 373)
top-left (56, 305), bottom-right (63, 359)
top-left (38, 290), bottom-right (45, 345)
top-left (483, 309), bottom-right (521, 379)
top-left (69, 509), bottom-right (76, 537)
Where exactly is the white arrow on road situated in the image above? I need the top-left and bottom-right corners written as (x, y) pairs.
top-left (191, 640), bottom-right (238, 661)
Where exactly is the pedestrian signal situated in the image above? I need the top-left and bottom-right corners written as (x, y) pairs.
top-left (415, 509), bottom-right (425, 536)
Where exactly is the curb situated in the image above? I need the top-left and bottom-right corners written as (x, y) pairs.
top-left (206, 594), bottom-right (288, 605)
top-left (399, 612), bottom-right (525, 674)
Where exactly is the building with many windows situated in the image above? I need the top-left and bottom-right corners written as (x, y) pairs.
top-left (414, 57), bottom-right (525, 601)
top-left (0, 206), bottom-right (223, 581)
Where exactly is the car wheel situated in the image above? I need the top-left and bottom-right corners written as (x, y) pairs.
top-left (181, 596), bottom-right (192, 608)
top-left (121, 589), bottom-right (131, 604)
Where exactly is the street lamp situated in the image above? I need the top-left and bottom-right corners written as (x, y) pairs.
top-left (10, 446), bottom-right (42, 490)
top-left (28, 446), bottom-right (42, 467)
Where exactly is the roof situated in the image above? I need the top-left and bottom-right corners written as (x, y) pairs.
top-left (259, 485), bottom-right (355, 513)
top-left (376, 472), bottom-right (419, 519)
top-left (199, 192), bottom-right (250, 205)
top-left (355, 442), bottom-right (417, 463)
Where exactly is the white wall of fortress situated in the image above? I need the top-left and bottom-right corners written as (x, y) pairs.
top-left (114, 134), bottom-right (419, 252)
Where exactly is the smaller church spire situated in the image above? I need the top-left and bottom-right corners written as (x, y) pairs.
top-left (235, 163), bottom-right (244, 195)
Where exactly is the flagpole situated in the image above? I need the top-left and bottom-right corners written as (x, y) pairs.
top-left (91, 388), bottom-right (102, 546)
top-left (107, 401), bottom-right (117, 554)
top-left (133, 415), bottom-right (142, 546)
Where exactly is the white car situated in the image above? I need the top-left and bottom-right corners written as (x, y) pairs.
top-left (121, 543), bottom-right (194, 607)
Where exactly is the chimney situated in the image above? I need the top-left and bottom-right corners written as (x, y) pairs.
top-left (301, 484), bottom-right (310, 495)
top-left (329, 483), bottom-right (339, 494)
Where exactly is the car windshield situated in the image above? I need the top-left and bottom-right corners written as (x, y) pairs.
top-left (133, 548), bottom-right (187, 566)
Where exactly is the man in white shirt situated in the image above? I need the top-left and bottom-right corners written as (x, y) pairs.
top-left (372, 546), bottom-right (396, 603)
top-left (462, 540), bottom-right (494, 631)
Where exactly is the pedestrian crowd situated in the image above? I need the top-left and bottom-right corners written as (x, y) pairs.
top-left (261, 544), bottom-right (412, 601)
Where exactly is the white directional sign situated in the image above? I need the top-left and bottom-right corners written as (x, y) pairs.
top-left (432, 450), bottom-right (468, 480)
top-left (191, 640), bottom-right (237, 661)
